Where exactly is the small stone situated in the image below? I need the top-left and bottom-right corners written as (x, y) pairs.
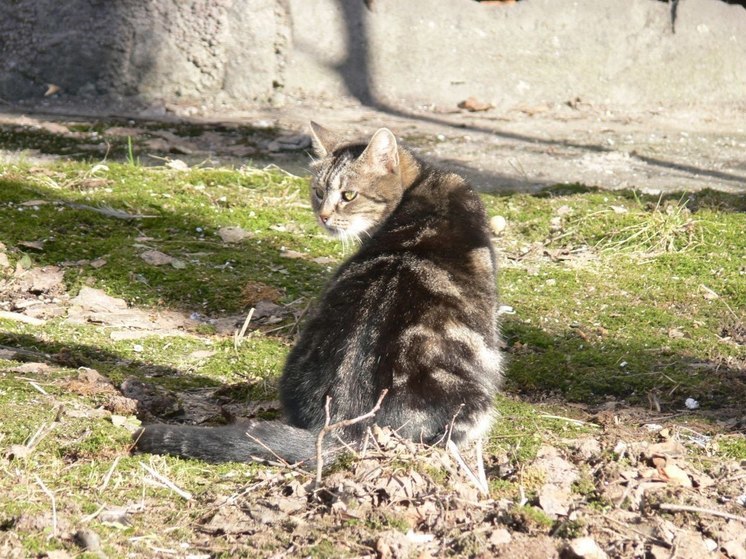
top-left (218, 226), bottom-right (250, 243)
top-left (490, 215), bottom-right (507, 235)
top-left (489, 528), bottom-right (512, 546)
top-left (564, 537), bottom-right (608, 559)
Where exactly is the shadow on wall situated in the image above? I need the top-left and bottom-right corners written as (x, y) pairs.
top-left (332, 0), bottom-right (746, 190)
top-left (0, 1), bottom-right (163, 100)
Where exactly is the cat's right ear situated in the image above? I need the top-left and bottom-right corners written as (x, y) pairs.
top-left (309, 122), bottom-right (341, 158)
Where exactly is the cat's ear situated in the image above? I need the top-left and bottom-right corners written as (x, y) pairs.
top-left (309, 122), bottom-right (341, 158)
top-left (360, 128), bottom-right (399, 174)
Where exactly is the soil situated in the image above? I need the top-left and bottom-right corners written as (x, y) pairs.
top-left (1, 98), bottom-right (745, 557)
top-left (1, 97), bottom-right (745, 197)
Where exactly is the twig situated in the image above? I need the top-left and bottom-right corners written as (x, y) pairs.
top-left (443, 403), bottom-right (465, 447)
top-left (99, 456), bottom-right (121, 492)
top-left (34, 475), bottom-right (57, 537)
top-left (447, 439), bottom-right (488, 496)
top-left (26, 380), bottom-right (49, 396)
top-left (315, 389), bottom-right (388, 486)
top-left (243, 430), bottom-right (290, 467)
top-left (80, 503), bottom-right (107, 524)
top-left (233, 307), bottom-right (255, 351)
top-left (658, 503), bottom-right (746, 523)
top-left (603, 513), bottom-right (673, 548)
top-left (538, 414), bottom-right (599, 428)
top-left (139, 461), bottom-right (192, 500)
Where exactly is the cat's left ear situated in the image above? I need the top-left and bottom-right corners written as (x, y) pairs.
top-left (360, 128), bottom-right (399, 175)
top-left (309, 122), bottom-right (341, 158)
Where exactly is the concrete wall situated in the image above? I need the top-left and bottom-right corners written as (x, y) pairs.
top-left (285, 0), bottom-right (746, 109)
top-left (0, 0), bottom-right (288, 105)
top-left (1, 0), bottom-right (744, 111)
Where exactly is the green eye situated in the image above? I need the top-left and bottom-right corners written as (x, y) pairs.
top-left (314, 187), bottom-right (325, 199)
top-left (341, 191), bottom-right (358, 202)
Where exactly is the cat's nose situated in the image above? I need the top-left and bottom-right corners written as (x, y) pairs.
top-left (319, 213), bottom-right (330, 224)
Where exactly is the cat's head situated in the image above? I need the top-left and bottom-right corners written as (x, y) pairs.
top-left (308, 122), bottom-right (404, 240)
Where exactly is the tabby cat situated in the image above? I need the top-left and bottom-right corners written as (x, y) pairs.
top-left (134, 123), bottom-right (503, 465)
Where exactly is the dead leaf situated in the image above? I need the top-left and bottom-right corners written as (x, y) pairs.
top-left (667, 327), bottom-right (686, 339)
top-left (140, 250), bottom-right (175, 266)
top-left (90, 258), bottom-right (107, 269)
top-left (538, 482), bottom-right (571, 516)
top-left (489, 528), bottom-right (512, 546)
top-left (19, 241), bottom-right (44, 251)
top-left (218, 226), bottom-right (250, 243)
top-left (660, 463), bottom-right (693, 487)
top-left (9, 362), bottom-right (52, 374)
top-left (6, 444), bottom-right (32, 460)
top-left (564, 537), bottom-right (608, 559)
top-left (458, 96), bottom-right (493, 112)
top-left (166, 159), bottom-right (189, 171)
top-left (136, 249), bottom-right (186, 268)
top-left (280, 249), bottom-right (305, 259)
top-left (44, 83), bottom-right (61, 96)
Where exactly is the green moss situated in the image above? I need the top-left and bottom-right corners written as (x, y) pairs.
top-left (716, 436), bottom-right (746, 460)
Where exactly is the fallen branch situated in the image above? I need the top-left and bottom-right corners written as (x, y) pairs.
top-left (315, 389), bottom-right (388, 486)
top-left (658, 502), bottom-right (746, 524)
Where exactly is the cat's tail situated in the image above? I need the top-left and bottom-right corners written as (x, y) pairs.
top-left (133, 421), bottom-right (327, 466)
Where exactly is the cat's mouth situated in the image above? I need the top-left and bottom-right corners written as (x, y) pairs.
top-left (322, 219), bottom-right (372, 241)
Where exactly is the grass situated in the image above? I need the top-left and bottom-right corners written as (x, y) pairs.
top-left (0, 159), bottom-right (744, 556)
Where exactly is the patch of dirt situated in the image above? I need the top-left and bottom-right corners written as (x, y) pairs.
top-left (2, 99), bottom-right (745, 196)
top-left (110, 417), bottom-right (746, 558)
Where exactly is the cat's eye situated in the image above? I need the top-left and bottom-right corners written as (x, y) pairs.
top-left (314, 187), bottom-right (325, 199)
top-left (341, 191), bottom-right (358, 202)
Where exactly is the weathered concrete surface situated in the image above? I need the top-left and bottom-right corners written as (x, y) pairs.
top-left (0, 0), bottom-right (289, 105)
top-left (1, 0), bottom-right (744, 111)
top-left (1, 0), bottom-right (743, 195)
top-left (286, 0), bottom-right (746, 110)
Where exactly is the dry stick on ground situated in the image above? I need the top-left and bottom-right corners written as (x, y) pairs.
top-left (233, 307), bottom-right (255, 351)
top-left (243, 431), bottom-right (290, 467)
top-left (139, 461), bottom-right (193, 501)
top-left (602, 514), bottom-right (672, 549)
top-left (658, 503), bottom-right (746, 524)
top-left (99, 456), bottom-right (121, 493)
top-left (315, 389), bottom-right (388, 486)
top-left (34, 475), bottom-right (57, 538)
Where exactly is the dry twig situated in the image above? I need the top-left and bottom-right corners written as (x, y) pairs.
top-left (233, 307), bottom-right (255, 351)
top-left (315, 389), bottom-right (388, 485)
top-left (658, 502), bottom-right (746, 523)
top-left (34, 475), bottom-right (57, 537)
top-left (139, 461), bottom-right (192, 501)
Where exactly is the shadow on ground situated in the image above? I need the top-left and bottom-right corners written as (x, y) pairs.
top-left (0, 171), bottom-right (743, 437)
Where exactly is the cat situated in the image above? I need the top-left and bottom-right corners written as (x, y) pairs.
top-left (134, 123), bottom-right (503, 466)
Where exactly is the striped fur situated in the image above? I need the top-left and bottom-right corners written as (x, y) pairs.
top-left (134, 124), bottom-right (503, 466)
